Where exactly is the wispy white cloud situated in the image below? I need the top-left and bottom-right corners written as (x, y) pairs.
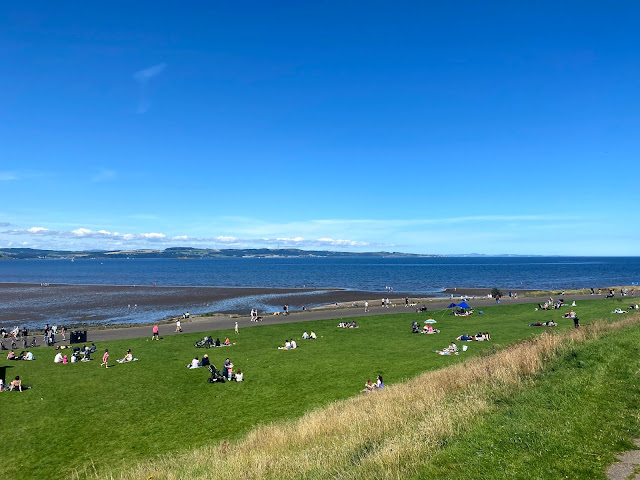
top-left (92, 168), bottom-right (117, 182)
top-left (133, 62), bottom-right (166, 113)
top-left (310, 214), bottom-right (582, 228)
top-left (0, 172), bottom-right (19, 181)
top-left (133, 63), bottom-right (166, 83)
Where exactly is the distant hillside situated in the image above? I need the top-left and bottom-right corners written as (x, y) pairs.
top-left (0, 247), bottom-right (440, 260)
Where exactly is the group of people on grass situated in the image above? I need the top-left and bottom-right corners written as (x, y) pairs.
top-left (194, 336), bottom-right (232, 348)
top-left (0, 375), bottom-right (28, 392)
top-left (302, 331), bottom-right (317, 339)
top-left (455, 332), bottom-right (491, 341)
top-left (6, 350), bottom-right (34, 360)
top-left (412, 321), bottom-right (440, 334)
top-left (53, 343), bottom-right (97, 363)
top-left (191, 355), bottom-right (243, 382)
top-left (337, 321), bottom-right (357, 328)
top-left (361, 375), bottom-right (384, 393)
top-left (278, 339), bottom-right (298, 350)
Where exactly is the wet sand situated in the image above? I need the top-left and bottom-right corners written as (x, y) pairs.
top-left (0, 283), bottom-right (389, 328)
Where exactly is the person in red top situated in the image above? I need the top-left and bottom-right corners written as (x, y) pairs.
top-left (152, 325), bottom-right (159, 340)
top-left (101, 349), bottom-right (109, 368)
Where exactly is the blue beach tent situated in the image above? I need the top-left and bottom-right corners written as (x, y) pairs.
top-left (447, 303), bottom-right (458, 308)
top-left (458, 301), bottom-right (471, 309)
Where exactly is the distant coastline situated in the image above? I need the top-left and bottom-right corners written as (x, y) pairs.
top-left (0, 246), bottom-right (442, 260)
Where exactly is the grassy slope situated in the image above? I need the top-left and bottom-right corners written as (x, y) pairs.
top-left (414, 325), bottom-right (640, 480)
top-left (0, 296), bottom-right (637, 479)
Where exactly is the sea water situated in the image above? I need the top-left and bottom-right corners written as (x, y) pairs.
top-left (1, 256), bottom-right (638, 292)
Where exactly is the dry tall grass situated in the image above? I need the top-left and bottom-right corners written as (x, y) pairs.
top-left (106, 315), bottom-right (640, 480)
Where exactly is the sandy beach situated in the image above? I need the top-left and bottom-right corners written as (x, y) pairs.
top-left (0, 280), bottom-right (618, 345)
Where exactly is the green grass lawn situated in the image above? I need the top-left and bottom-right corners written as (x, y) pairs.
top-left (0, 296), bottom-right (637, 479)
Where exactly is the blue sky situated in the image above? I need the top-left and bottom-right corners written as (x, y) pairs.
top-left (1, 1), bottom-right (638, 255)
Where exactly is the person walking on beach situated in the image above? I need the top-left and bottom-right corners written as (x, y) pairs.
top-left (364, 301), bottom-right (369, 313)
top-left (235, 322), bottom-right (239, 335)
top-left (152, 325), bottom-right (159, 340)
top-left (101, 349), bottom-right (109, 368)
top-left (175, 319), bottom-right (182, 333)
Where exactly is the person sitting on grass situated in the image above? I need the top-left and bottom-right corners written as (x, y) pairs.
top-left (81, 348), bottom-right (92, 362)
top-left (310, 331), bottom-right (317, 339)
top-left (235, 369), bottom-right (243, 382)
top-left (7, 350), bottom-right (15, 360)
top-left (63, 355), bottom-right (68, 364)
top-left (361, 378), bottom-right (376, 393)
top-left (89, 343), bottom-right (97, 354)
top-left (278, 340), bottom-right (292, 350)
top-left (117, 349), bottom-right (134, 363)
top-left (24, 350), bottom-right (34, 360)
top-left (376, 375), bottom-right (384, 389)
top-left (422, 324), bottom-right (439, 334)
top-left (187, 356), bottom-right (200, 369)
top-left (9, 375), bottom-right (22, 392)
top-left (54, 352), bottom-right (63, 363)
top-left (214, 338), bottom-right (221, 347)
top-left (224, 337), bottom-right (231, 346)
top-left (200, 354), bottom-right (210, 367)
top-left (302, 331), bottom-right (310, 339)
top-left (613, 308), bottom-right (627, 314)
top-left (290, 339), bottom-right (297, 349)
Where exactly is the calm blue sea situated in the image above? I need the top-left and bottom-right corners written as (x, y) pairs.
top-left (1, 256), bottom-right (639, 292)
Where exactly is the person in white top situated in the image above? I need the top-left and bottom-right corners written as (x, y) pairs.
top-left (25, 351), bottom-right (34, 360)
top-left (54, 352), bottom-right (63, 363)
top-left (188, 356), bottom-right (200, 369)
top-left (290, 339), bottom-right (297, 349)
